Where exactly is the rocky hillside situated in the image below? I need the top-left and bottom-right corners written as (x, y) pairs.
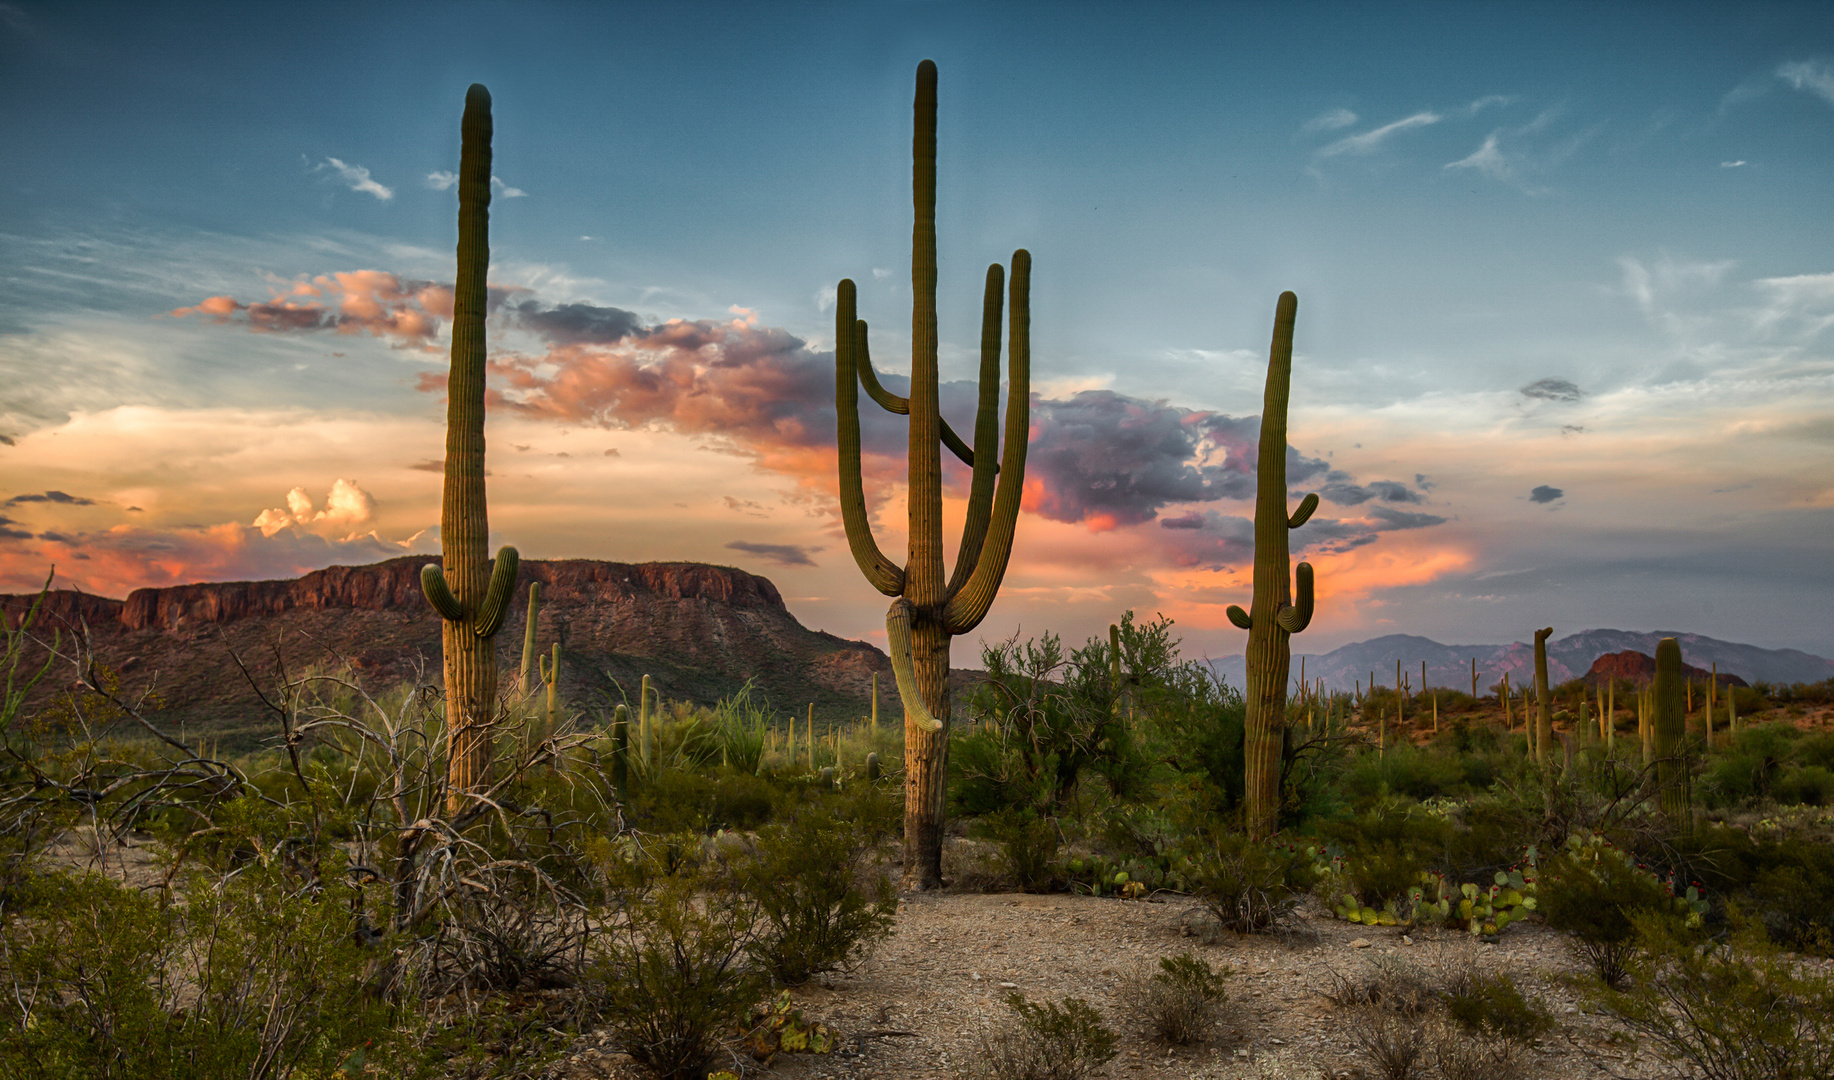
top-left (1584, 649), bottom-right (1748, 688)
top-left (2, 557), bottom-right (897, 746)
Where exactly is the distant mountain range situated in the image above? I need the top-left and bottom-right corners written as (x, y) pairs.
top-left (1207, 630), bottom-right (1834, 696)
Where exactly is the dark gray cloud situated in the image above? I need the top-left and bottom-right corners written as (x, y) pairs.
top-left (1367, 506), bottom-right (1449, 530)
top-left (1521, 377), bottom-right (1583, 402)
top-left (5, 490), bottom-right (95, 506)
top-left (1317, 478), bottom-right (1425, 506)
top-left (0, 516), bottom-right (31, 540)
top-left (511, 301), bottom-right (644, 345)
top-left (37, 531), bottom-right (75, 543)
top-left (1026, 390), bottom-right (1259, 526)
top-left (1159, 511), bottom-right (1206, 530)
top-left (725, 540), bottom-right (821, 567)
top-left (1530, 485), bottom-right (1565, 504)
top-left (1415, 473), bottom-right (1435, 490)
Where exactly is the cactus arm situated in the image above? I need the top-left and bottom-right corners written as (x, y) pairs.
top-left (942, 249), bottom-right (1031, 634)
top-left (947, 262), bottom-right (1006, 596)
top-left (1227, 605), bottom-right (1253, 630)
top-left (421, 564), bottom-right (465, 622)
top-left (834, 285), bottom-right (906, 596)
top-left (1275, 561), bottom-right (1314, 633)
top-left (886, 598), bottom-right (943, 732)
top-left (853, 307), bottom-right (983, 470)
top-left (472, 546), bottom-right (519, 638)
top-left (1288, 492), bottom-right (1319, 529)
top-left (518, 581), bottom-right (540, 694)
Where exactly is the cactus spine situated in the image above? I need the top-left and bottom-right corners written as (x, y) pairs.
top-left (1653, 637), bottom-right (1690, 822)
top-left (1225, 292), bottom-right (1320, 840)
top-left (834, 60), bottom-right (1032, 889)
top-left (421, 84), bottom-right (520, 816)
top-left (1533, 627), bottom-right (1553, 770)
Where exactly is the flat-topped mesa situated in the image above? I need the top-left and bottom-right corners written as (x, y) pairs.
top-left (8, 557), bottom-right (791, 634)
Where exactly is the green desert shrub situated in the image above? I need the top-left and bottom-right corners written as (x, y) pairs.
top-left (741, 800), bottom-right (897, 985)
top-left (976, 992), bottom-right (1118, 1080)
top-left (1539, 837), bottom-right (1682, 987)
top-left (1133, 952), bottom-right (1230, 1045)
top-left (970, 807), bottom-right (1061, 893)
top-left (579, 867), bottom-right (766, 1080)
top-left (1440, 964), bottom-right (1553, 1043)
top-left (1188, 832), bottom-right (1305, 933)
top-left (0, 865), bottom-right (421, 1080)
top-left (1593, 912), bottom-right (1834, 1080)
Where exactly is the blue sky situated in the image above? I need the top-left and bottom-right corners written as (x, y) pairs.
top-left (4, 1), bottom-right (1833, 663)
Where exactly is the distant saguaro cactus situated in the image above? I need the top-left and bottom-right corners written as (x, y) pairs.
top-left (420, 83), bottom-right (519, 817)
top-left (1225, 292), bottom-right (1321, 840)
top-left (834, 60), bottom-right (1032, 889)
top-left (1533, 627), bottom-right (1554, 770)
top-left (1652, 637), bottom-right (1690, 824)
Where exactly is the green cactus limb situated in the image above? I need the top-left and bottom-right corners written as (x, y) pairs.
top-left (610, 703), bottom-right (629, 798)
top-left (421, 564), bottom-right (465, 622)
top-left (1653, 637), bottom-right (1690, 825)
top-left (518, 581), bottom-right (540, 696)
top-left (1234, 291), bottom-right (1321, 840)
top-left (1533, 627), bottom-right (1554, 770)
top-left (833, 60), bottom-right (1032, 890)
top-left (886, 598), bottom-right (943, 732)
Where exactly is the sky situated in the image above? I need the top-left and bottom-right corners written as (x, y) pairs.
top-left (3, 1), bottom-right (1833, 666)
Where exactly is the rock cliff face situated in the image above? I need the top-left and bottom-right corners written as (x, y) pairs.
top-left (1584, 649), bottom-right (1748, 689)
top-left (3, 557), bottom-right (894, 746)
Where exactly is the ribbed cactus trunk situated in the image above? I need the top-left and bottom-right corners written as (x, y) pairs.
top-left (1228, 292), bottom-right (1320, 841)
top-left (519, 582), bottom-right (540, 696)
top-left (1533, 627), bottom-right (1553, 771)
top-left (1652, 637), bottom-right (1690, 823)
top-left (834, 61), bottom-right (1031, 889)
top-left (422, 84), bottom-right (520, 818)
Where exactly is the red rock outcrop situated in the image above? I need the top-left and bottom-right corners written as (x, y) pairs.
top-left (1584, 650), bottom-right (1748, 688)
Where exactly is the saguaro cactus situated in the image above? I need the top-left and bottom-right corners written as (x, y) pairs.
top-left (1225, 291), bottom-right (1320, 841)
top-left (519, 582), bottom-right (540, 697)
top-left (1652, 637), bottom-right (1690, 823)
top-left (834, 60), bottom-right (1032, 889)
top-left (421, 84), bottom-right (520, 817)
top-left (1533, 627), bottom-right (1554, 770)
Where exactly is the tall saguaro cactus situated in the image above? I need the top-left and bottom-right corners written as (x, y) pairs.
top-left (835, 59), bottom-right (1032, 890)
top-left (421, 84), bottom-right (520, 817)
top-left (1652, 637), bottom-right (1690, 823)
top-left (1533, 627), bottom-right (1554, 770)
top-left (1226, 292), bottom-right (1321, 841)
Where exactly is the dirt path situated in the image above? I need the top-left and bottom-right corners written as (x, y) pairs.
top-left (567, 884), bottom-right (1705, 1080)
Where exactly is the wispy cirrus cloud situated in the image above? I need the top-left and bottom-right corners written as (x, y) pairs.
top-left (1778, 59), bottom-right (1834, 107)
top-left (424, 170), bottom-right (527, 197)
top-left (1300, 107), bottom-right (1358, 134)
top-left (315, 157), bottom-right (393, 200)
top-left (1313, 111), bottom-right (1442, 159)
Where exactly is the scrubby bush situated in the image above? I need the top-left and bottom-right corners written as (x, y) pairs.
top-left (1324, 955), bottom-right (1438, 1018)
top-left (742, 796), bottom-right (898, 985)
top-left (1427, 1019), bottom-right (1524, 1080)
top-left (1440, 964), bottom-right (1553, 1043)
top-left (1132, 952), bottom-right (1230, 1045)
top-left (1189, 832), bottom-right (1306, 932)
top-left (1347, 1008), bottom-right (1427, 1080)
top-left (0, 865), bottom-right (422, 1080)
top-left (971, 807), bottom-right (1061, 893)
top-left (1540, 835), bottom-right (1682, 987)
top-left (976, 992), bottom-right (1118, 1080)
top-left (1594, 912), bottom-right (1834, 1080)
top-left (580, 864), bottom-right (766, 1080)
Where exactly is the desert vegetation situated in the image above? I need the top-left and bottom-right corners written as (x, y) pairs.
top-left (7, 61), bottom-right (1834, 1080)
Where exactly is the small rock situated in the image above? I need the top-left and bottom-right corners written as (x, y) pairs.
top-left (970, 971), bottom-right (983, 981)
top-left (1350, 938), bottom-right (1373, 949)
top-left (999, 982), bottom-right (1018, 989)
top-left (1401, 934), bottom-right (1413, 945)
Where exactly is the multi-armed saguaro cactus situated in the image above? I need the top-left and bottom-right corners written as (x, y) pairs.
top-left (1226, 292), bottom-right (1320, 841)
top-left (835, 59), bottom-right (1031, 889)
top-left (1532, 627), bottom-right (1554, 770)
top-left (1652, 637), bottom-right (1690, 823)
top-left (421, 84), bottom-right (520, 817)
